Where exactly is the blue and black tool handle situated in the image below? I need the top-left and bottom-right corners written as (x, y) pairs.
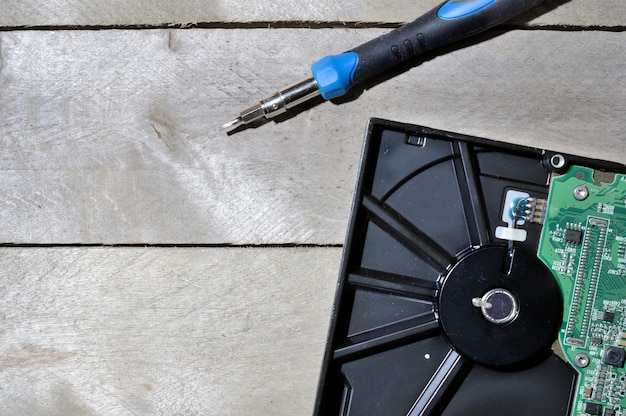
top-left (220, 0), bottom-right (544, 131)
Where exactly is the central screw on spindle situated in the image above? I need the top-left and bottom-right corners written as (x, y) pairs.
top-left (472, 288), bottom-right (519, 325)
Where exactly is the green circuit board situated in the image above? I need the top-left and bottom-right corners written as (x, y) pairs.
top-left (538, 166), bottom-right (626, 416)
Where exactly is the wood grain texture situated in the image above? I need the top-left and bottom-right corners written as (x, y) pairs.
top-left (0, 1), bottom-right (623, 413)
top-left (0, 0), bottom-right (624, 27)
top-left (0, 29), bottom-right (624, 245)
top-left (0, 247), bottom-right (341, 415)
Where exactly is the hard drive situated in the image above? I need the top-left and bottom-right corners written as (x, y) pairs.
top-left (313, 119), bottom-right (626, 416)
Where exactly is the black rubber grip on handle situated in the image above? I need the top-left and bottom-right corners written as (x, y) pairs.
top-left (350, 0), bottom-right (544, 85)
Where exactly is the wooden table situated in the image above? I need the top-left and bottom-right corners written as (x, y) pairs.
top-left (0, 1), bottom-right (624, 414)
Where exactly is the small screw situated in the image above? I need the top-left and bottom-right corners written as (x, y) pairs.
top-left (574, 352), bottom-right (590, 368)
top-left (573, 184), bottom-right (589, 201)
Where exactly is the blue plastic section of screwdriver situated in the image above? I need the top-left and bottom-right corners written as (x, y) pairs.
top-left (311, 52), bottom-right (359, 100)
top-left (438, 0), bottom-right (497, 19)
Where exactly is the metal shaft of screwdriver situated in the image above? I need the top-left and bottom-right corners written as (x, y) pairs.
top-left (219, 78), bottom-right (320, 131)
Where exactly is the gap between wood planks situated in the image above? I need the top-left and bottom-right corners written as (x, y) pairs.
top-left (0, 22), bottom-right (624, 31)
top-left (0, 243), bottom-right (344, 248)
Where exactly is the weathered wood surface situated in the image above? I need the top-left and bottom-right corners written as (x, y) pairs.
top-left (0, 29), bottom-right (624, 245)
top-left (0, 247), bottom-right (341, 415)
top-left (1, 0), bottom-right (624, 27)
top-left (0, 0), bottom-right (624, 413)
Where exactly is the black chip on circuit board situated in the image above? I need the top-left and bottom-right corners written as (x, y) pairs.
top-left (584, 402), bottom-right (602, 415)
top-left (564, 228), bottom-right (583, 244)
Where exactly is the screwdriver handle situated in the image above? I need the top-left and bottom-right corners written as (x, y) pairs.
top-left (219, 0), bottom-right (545, 131)
top-left (312, 0), bottom-right (544, 99)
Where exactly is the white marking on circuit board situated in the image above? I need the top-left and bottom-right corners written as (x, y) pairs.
top-left (597, 203), bottom-right (615, 215)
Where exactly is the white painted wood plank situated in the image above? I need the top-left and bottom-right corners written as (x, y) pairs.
top-left (0, 247), bottom-right (341, 415)
top-left (0, 29), bottom-right (624, 244)
top-left (0, 0), bottom-right (623, 27)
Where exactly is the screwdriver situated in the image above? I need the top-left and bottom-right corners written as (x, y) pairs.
top-left (219, 0), bottom-right (544, 132)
